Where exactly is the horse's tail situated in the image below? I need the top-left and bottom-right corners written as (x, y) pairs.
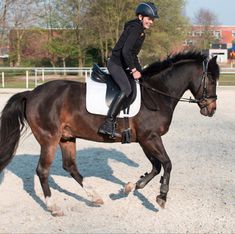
top-left (0, 91), bottom-right (30, 173)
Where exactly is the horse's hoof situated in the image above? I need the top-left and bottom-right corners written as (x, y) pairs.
top-left (92, 198), bottom-right (104, 206)
top-left (51, 209), bottom-right (65, 217)
top-left (49, 205), bottom-right (65, 217)
top-left (156, 195), bottom-right (166, 208)
top-left (124, 182), bottom-right (135, 194)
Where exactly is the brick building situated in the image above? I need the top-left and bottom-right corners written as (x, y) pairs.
top-left (184, 25), bottom-right (235, 63)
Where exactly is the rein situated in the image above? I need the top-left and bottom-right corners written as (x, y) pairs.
top-left (137, 80), bottom-right (199, 103)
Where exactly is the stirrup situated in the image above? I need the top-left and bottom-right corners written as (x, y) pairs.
top-left (98, 127), bottom-right (121, 139)
top-left (98, 121), bottom-right (121, 139)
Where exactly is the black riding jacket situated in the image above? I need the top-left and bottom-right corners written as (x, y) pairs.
top-left (110, 18), bottom-right (145, 72)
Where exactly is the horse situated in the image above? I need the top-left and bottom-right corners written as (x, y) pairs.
top-left (0, 51), bottom-right (220, 216)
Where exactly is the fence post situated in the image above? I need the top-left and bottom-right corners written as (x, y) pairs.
top-left (42, 68), bottom-right (45, 82)
top-left (1, 71), bottom-right (5, 88)
top-left (35, 69), bottom-right (37, 87)
top-left (26, 70), bottom-right (29, 89)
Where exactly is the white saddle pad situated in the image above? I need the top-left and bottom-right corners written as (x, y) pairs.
top-left (86, 76), bottom-right (141, 118)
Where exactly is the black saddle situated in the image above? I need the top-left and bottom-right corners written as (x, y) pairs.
top-left (91, 64), bottom-right (137, 110)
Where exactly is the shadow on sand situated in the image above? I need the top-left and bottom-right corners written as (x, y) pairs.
top-left (4, 147), bottom-right (158, 212)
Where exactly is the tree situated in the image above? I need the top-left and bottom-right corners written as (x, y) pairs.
top-left (45, 30), bottom-right (77, 69)
top-left (87, 0), bottom-right (188, 66)
top-left (193, 8), bottom-right (219, 50)
top-left (86, 0), bottom-right (137, 65)
top-left (40, 0), bottom-right (91, 67)
top-left (5, 0), bottom-right (190, 67)
top-left (0, 0), bottom-right (15, 61)
top-left (7, 0), bottom-right (44, 66)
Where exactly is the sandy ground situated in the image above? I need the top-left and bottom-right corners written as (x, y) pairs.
top-left (0, 87), bottom-right (234, 233)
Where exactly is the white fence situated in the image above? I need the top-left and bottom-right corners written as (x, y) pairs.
top-left (0, 67), bottom-right (96, 88)
top-left (0, 66), bottom-right (235, 88)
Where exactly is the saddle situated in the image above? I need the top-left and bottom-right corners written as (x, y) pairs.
top-left (87, 64), bottom-right (141, 143)
top-left (91, 64), bottom-right (137, 110)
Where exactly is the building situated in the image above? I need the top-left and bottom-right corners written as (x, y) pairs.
top-left (184, 25), bottom-right (235, 63)
top-left (0, 46), bottom-right (9, 64)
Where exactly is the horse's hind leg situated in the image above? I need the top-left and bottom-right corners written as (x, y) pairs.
top-left (60, 138), bottom-right (83, 185)
top-left (59, 138), bottom-right (104, 205)
top-left (36, 143), bottom-right (64, 216)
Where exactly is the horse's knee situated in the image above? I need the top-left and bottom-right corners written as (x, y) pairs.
top-left (62, 160), bottom-right (76, 173)
top-left (36, 164), bottom-right (49, 180)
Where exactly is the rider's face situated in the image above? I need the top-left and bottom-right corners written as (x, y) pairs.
top-left (139, 15), bottom-right (154, 29)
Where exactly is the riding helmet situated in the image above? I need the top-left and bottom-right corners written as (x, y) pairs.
top-left (135, 2), bottom-right (159, 18)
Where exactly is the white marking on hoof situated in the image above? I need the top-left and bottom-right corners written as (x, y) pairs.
top-left (124, 182), bottom-right (136, 194)
top-left (83, 179), bottom-right (104, 205)
top-left (46, 197), bottom-right (64, 217)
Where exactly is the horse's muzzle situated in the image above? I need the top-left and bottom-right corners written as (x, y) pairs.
top-left (199, 99), bottom-right (217, 117)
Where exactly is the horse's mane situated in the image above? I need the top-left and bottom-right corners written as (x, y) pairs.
top-left (142, 51), bottom-right (207, 77)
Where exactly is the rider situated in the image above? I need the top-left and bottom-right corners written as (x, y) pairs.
top-left (98, 2), bottom-right (159, 139)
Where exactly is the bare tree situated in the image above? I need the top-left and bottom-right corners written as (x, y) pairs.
top-left (193, 8), bottom-right (220, 50)
top-left (0, 0), bottom-right (14, 54)
top-left (7, 0), bottom-right (43, 65)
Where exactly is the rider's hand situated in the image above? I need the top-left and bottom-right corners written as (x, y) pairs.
top-left (131, 68), bottom-right (142, 80)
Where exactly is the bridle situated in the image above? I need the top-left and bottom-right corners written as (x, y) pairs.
top-left (138, 59), bottom-right (217, 108)
top-left (194, 59), bottom-right (217, 108)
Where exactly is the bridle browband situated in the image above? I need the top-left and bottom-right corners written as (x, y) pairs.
top-left (138, 59), bottom-right (217, 107)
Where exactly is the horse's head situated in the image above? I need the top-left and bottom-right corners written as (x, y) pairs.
top-left (190, 56), bottom-right (220, 117)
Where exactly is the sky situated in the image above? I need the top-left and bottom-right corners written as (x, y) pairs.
top-left (185, 0), bottom-right (235, 25)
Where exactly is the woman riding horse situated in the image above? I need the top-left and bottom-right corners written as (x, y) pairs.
top-left (0, 51), bottom-right (220, 216)
top-left (98, 2), bottom-right (159, 138)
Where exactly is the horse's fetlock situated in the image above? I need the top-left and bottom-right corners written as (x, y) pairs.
top-left (160, 183), bottom-right (169, 194)
top-left (136, 181), bottom-right (145, 189)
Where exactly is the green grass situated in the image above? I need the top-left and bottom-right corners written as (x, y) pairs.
top-left (219, 74), bottom-right (235, 86)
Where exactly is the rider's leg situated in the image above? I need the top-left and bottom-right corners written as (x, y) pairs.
top-left (98, 61), bottom-right (132, 139)
top-left (98, 91), bottom-right (126, 138)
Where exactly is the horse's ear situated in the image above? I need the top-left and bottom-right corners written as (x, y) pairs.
top-left (211, 56), bottom-right (217, 63)
top-left (208, 56), bottom-right (217, 67)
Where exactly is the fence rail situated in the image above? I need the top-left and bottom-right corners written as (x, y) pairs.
top-left (0, 67), bottom-right (235, 88)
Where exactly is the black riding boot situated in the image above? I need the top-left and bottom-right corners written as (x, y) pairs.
top-left (98, 91), bottom-right (126, 138)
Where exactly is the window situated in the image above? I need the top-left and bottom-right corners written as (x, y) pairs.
top-left (214, 31), bottom-right (221, 38)
top-left (186, 40), bottom-right (194, 46)
top-left (232, 31), bottom-right (235, 37)
top-left (193, 31), bottom-right (202, 37)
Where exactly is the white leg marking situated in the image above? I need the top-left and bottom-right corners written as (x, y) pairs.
top-left (83, 179), bottom-right (104, 205)
top-left (45, 196), bottom-right (64, 217)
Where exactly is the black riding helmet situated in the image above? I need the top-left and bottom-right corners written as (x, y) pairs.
top-left (135, 2), bottom-right (159, 18)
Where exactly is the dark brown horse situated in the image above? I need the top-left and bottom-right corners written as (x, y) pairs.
top-left (0, 52), bottom-right (220, 216)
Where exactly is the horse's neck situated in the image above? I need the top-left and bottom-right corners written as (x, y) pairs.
top-left (167, 75), bottom-right (188, 96)
top-left (162, 66), bottom-right (192, 104)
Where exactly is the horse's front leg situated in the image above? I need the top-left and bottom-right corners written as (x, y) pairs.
top-left (139, 135), bottom-right (172, 208)
top-left (124, 147), bottom-right (162, 193)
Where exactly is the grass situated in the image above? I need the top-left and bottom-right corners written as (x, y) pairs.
top-left (219, 74), bottom-right (235, 86)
